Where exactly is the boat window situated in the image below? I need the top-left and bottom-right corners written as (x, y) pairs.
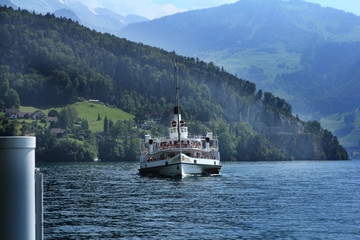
top-left (194, 160), bottom-right (197, 164)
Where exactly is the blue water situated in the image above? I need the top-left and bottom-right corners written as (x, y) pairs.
top-left (38, 160), bottom-right (360, 239)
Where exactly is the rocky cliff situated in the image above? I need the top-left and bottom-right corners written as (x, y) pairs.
top-left (215, 86), bottom-right (326, 159)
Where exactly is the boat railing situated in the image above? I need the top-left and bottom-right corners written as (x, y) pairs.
top-left (157, 142), bottom-right (201, 150)
top-left (147, 134), bottom-right (218, 142)
top-left (156, 143), bottom-right (219, 153)
top-left (140, 134), bottom-right (219, 154)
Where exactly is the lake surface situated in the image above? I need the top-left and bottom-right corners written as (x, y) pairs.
top-left (38, 160), bottom-right (360, 239)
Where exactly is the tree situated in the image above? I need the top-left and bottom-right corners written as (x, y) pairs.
top-left (81, 119), bottom-right (89, 130)
top-left (48, 109), bottom-right (59, 117)
top-left (0, 119), bottom-right (18, 136)
top-left (124, 136), bottom-right (139, 161)
top-left (263, 92), bottom-right (275, 106)
top-left (97, 137), bottom-right (125, 161)
top-left (256, 89), bottom-right (263, 100)
top-left (58, 106), bottom-right (78, 129)
top-left (305, 121), bottom-right (322, 134)
top-left (217, 123), bottom-right (236, 161)
top-left (0, 65), bottom-right (20, 108)
top-left (3, 88), bottom-right (20, 108)
top-left (104, 116), bottom-right (108, 133)
top-left (134, 108), bottom-right (145, 123)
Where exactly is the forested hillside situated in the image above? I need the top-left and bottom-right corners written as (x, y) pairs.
top-left (0, 6), bottom-right (348, 161)
top-left (120, 0), bottom-right (360, 157)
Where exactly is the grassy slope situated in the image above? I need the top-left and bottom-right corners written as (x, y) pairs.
top-left (20, 101), bottom-right (134, 132)
top-left (195, 44), bottom-right (303, 86)
top-left (69, 102), bottom-right (134, 132)
top-left (20, 106), bottom-right (49, 114)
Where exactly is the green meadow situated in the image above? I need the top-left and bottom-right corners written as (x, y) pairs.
top-left (20, 101), bottom-right (134, 132)
top-left (196, 43), bottom-right (303, 85)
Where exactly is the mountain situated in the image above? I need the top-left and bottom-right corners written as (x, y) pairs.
top-left (54, 8), bottom-right (80, 22)
top-left (67, 2), bottom-right (128, 35)
top-left (8, 0), bottom-right (148, 35)
top-left (121, 0), bottom-right (360, 54)
top-left (0, 6), bottom-right (348, 160)
top-left (120, 0), bottom-right (360, 158)
top-left (125, 14), bottom-right (148, 23)
top-left (10, 0), bottom-right (65, 13)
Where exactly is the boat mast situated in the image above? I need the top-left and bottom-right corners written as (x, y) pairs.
top-left (174, 61), bottom-right (180, 140)
top-left (174, 61), bottom-right (182, 157)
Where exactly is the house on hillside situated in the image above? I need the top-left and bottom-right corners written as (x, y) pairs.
top-left (31, 110), bottom-right (46, 120)
top-left (18, 112), bottom-right (31, 119)
top-left (5, 108), bottom-right (19, 119)
top-left (5, 109), bottom-right (47, 120)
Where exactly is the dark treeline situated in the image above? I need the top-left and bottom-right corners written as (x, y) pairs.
top-left (0, 6), bottom-right (348, 161)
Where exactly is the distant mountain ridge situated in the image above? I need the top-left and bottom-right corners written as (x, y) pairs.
top-left (3, 0), bottom-right (148, 35)
top-left (121, 0), bottom-right (360, 54)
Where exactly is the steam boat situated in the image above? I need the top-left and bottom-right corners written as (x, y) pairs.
top-left (139, 64), bottom-right (221, 177)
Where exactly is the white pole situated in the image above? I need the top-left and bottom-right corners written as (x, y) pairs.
top-left (35, 168), bottom-right (43, 240)
top-left (0, 136), bottom-right (36, 240)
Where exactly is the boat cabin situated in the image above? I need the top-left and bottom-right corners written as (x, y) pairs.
top-left (140, 115), bottom-right (219, 163)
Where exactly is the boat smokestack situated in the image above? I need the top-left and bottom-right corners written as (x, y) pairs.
top-left (174, 106), bottom-right (180, 114)
top-left (149, 138), bottom-right (154, 154)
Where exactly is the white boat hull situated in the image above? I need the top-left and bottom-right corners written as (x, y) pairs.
top-left (139, 154), bottom-right (221, 177)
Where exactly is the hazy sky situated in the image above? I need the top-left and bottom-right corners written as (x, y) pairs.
top-left (83, 0), bottom-right (360, 19)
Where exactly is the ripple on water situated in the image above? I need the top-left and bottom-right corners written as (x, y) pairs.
top-left (39, 160), bottom-right (360, 239)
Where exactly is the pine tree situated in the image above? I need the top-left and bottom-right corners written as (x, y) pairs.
top-left (104, 116), bottom-right (108, 132)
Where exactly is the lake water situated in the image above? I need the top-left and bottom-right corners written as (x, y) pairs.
top-left (38, 160), bottom-right (360, 239)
